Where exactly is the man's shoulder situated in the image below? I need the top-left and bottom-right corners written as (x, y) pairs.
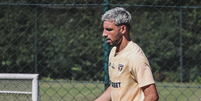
top-left (126, 41), bottom-right (143, 54)
top-left (127, 41), bottom-right (148, 61)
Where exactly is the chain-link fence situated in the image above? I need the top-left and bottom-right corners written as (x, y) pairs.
top-left (1, 0), bottom-right (201, 101)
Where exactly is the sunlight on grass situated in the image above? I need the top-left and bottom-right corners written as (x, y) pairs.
top-left (39, 81), bottom-right (104, 101)
top-left (38, 81), bottom-right (201, 101)
top-left (157, 82), bottom-right (201, 101)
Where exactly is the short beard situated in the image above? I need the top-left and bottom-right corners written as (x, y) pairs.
top-left (111, 31), bottom-right (122, 46)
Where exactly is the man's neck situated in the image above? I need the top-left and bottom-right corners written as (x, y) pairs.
top-left (116, 40), bottom-right (131, 53)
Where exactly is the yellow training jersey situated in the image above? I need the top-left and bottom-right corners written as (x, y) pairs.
top-left (108, 41), bottom-right (155, 101)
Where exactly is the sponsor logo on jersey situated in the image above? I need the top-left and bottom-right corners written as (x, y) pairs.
top-left (110, 81), bottom-right (121, 88)
top-left (118, 64), bottom-right (124, 73)
top-left (109, 62), bottom-right (115, 69)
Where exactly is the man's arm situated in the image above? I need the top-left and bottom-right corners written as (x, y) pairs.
top-left (141, 84), bottom-right (159, 101)
top-left (94, 86), bottom-right (111, 101)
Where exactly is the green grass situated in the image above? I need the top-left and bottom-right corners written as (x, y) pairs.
top-left (39, 81), bottom-right (201, 101)
top-left (157, 82), bottom-right (201, 101)
top-left (39, 81), bottom-right (104, 101)
top-left (0, 80), bottom-right (33, 101)
top-left (1, 80), bottom-right (201, 101)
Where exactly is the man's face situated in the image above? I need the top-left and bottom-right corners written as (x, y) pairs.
top-left (102, 21), bottom-right (122, 46)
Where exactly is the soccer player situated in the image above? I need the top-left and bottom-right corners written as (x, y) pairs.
top-left (95, 7), bottom-right (159, 101)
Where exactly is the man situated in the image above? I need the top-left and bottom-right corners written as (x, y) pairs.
top-left (95, 7), bottom-right (159, 101)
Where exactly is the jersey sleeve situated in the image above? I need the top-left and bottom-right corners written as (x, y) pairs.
top-left (129, 53), bottom-right (155, 87)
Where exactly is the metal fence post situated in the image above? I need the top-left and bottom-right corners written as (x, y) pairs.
top-left (35, 8), bottom-right (38, 73)
top-left (179, 8), bottom-right (183, 83)
top-left (104, 0), bottom-right (110, 90)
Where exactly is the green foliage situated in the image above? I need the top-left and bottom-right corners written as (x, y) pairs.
top-left (194, 77), bottom-right (201, 83)
top-left (129, 5), bottom-right (201, 82)
top-left (0, 1), bottom-right (201, 82)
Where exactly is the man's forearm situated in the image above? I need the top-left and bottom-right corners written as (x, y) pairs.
top-left (94, 86), bottom-right (111, 101)
top-left (142, 84), bottom-right (159, 101)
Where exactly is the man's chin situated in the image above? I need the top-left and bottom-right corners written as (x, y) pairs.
top-left (109, 43), bottom-right (116, 47)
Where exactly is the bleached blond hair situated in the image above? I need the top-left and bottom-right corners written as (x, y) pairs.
top-left (101, 7), bottom-right (131, 28)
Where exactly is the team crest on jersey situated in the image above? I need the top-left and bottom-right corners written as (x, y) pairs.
top-left (118, 64), bottom-right (124, 73)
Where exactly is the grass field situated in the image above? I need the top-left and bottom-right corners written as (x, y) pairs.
top-left (156, 82), bottom-right (201, 101)
top-left (0, 80), bottom-right (201, 101)
top-left (0, 80), bottom-right (32, 101)
top-left (39, 81), bottom-right (201, 101)
top-left (39, 81), bottom-right (104, 101)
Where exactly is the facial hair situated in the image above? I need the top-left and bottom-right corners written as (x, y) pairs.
top-left (111, 31), bottom-right (122, 47)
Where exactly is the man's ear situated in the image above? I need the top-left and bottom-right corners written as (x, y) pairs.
top-left (120, 25), bottom-right (127, 34)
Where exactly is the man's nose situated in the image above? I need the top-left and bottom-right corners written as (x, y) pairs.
top-left (102, 30), bottom-right (107, 37)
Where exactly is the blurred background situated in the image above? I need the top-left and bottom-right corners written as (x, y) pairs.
top-left (0, 0), bottom-right (201, 101)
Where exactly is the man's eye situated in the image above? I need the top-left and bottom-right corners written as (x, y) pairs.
top-left (106, 28), bottom-right (112, 31)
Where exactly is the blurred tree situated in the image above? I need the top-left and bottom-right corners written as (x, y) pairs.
top-left (0, 0), bottom-right (201, 82)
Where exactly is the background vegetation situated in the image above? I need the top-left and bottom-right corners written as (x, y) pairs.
top-left (0, 0), bottom-right (201, 83)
